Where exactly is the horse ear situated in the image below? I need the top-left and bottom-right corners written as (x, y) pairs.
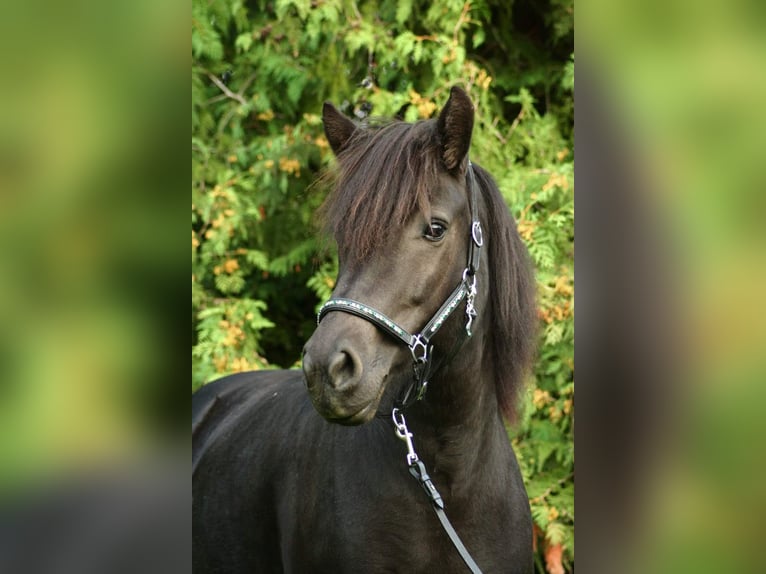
top-left (323, 102), bottom-right (357, 155)
top-left (437, 86), bottom-right (475, 173)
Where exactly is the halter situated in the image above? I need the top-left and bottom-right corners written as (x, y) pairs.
top-left (315, 163), bottom-right (486, 573)
top-left (317, 163), bottom-right (483, 410)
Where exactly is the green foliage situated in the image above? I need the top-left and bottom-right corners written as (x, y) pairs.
top-left (192, 0), bottom-right (572, 570)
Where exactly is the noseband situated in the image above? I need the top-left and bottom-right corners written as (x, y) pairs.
top-left (317, 163), bottom-right (484, 410)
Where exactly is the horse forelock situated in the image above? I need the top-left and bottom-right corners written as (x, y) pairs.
top-left (321, 119), bottom-right (442, 266)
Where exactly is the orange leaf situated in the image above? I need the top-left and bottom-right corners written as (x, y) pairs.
top-left (544, 543), bottom-right (565, 574)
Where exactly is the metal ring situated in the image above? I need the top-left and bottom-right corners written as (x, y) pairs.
top-left (471, 221), bottom-right (484, 247)
top-left (409, 335), bottom-right (429, 364)
top-left (462, 267), bottom-right (478, 283)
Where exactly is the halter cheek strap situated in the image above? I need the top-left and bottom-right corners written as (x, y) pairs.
top-left (316, 163), bottom-right (483, 409)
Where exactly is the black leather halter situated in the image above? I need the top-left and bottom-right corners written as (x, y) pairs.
top-left (317, 163), bottom-right (484, 409)
top-left (315, 163), bottom-right (486, 574)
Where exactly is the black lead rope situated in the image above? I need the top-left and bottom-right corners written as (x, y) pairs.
top-left (393, 409), bottom-right (484, 574)
top-left (317, 164), bottom-right (485, 572)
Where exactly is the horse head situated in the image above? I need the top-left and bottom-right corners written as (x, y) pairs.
top-left (302, 87), bottom-right (485, 425)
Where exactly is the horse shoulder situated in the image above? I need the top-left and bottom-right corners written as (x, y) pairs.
top-left (193, 369), bottom-right (313, 573)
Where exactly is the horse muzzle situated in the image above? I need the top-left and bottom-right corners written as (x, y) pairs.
top-left (302, 328), bottom-right (387, 425)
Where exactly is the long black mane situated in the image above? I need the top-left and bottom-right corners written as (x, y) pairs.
top-left (474, 164), bottom-right (537, 421)
top-left (320, 118), bottom-right (537, 421)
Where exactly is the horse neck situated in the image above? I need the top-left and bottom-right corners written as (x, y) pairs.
top-left (418, 328), bottom-right (495, 422)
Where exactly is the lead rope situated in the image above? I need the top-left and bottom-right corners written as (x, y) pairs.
top-left (392, 408), bottom-right (484, 574)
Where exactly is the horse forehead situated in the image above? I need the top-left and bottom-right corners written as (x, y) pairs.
top-left (431, 172), bottom-right (469, 211)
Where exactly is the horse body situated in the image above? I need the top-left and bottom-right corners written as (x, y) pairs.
top-left (193, 87), bottom-right (536, 573)
top-left (193, 370), bottom-right (531, 573)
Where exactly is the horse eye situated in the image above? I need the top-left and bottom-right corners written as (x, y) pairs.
top-left (424, 221), bottom-right (447, 242)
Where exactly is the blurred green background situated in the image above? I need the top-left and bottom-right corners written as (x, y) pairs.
top-left (192, 0), bottom-right (574, 571)
top-left (0, 1), bottom-right (186, 493)
top-left (579, 0), bottom-right (766, 572)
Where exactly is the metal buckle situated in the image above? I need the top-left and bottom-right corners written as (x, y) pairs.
top-left (471, 221), bottom-right (484, 247)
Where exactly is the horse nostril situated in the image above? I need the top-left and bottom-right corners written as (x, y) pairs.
top-left (327, 348), bottom-right (362, 389)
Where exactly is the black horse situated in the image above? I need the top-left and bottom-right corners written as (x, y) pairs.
top-left (193, 87), bottom-right (537, 573)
